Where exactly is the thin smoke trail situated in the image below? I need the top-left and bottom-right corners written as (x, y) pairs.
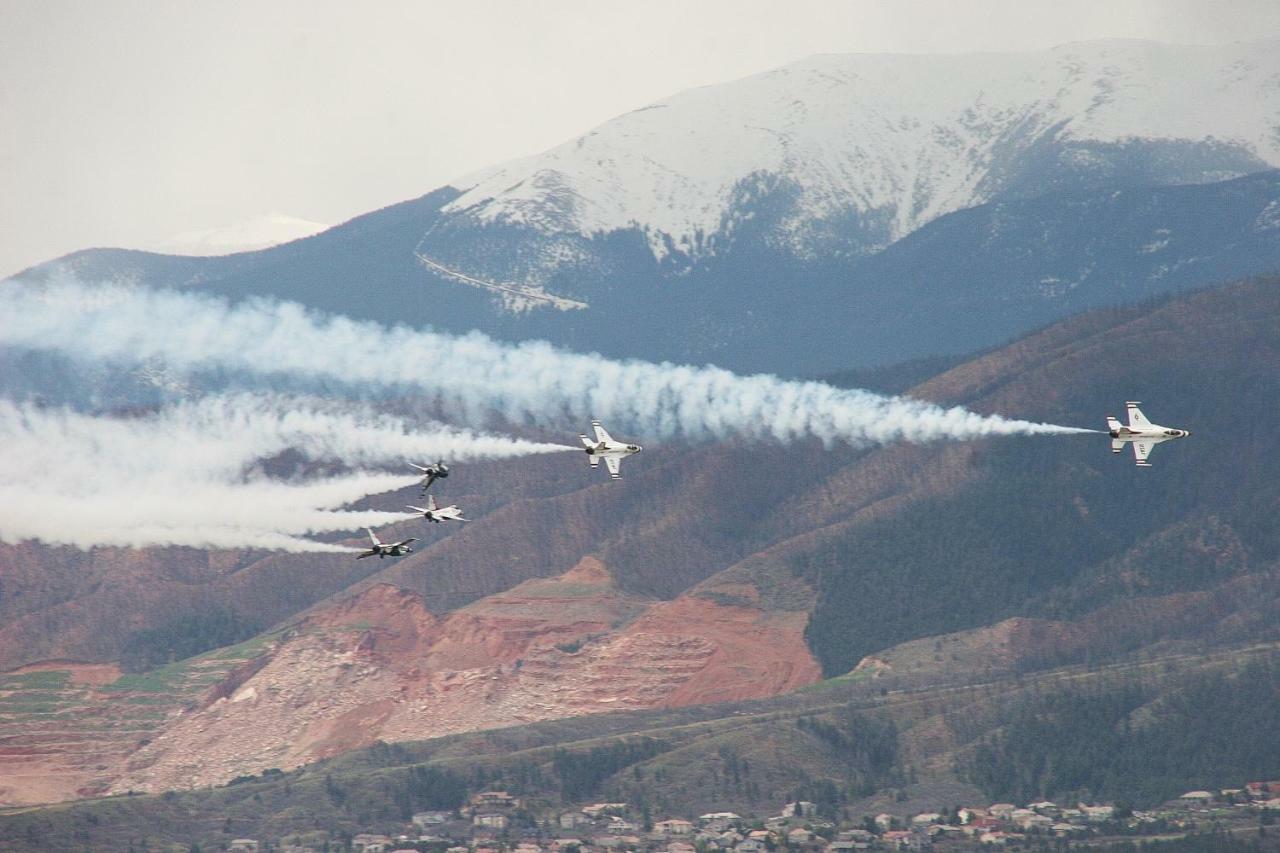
top-left (0, 394), bottom-right (576, 552)
top-left (0, 281), bottom-right (1096, 444)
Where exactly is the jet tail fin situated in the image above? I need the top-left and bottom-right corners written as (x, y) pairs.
top-left (426, 494), bottom-right (437, 512)
top-left (1106, 416), bottom-right (1123, 433)
top-left (579, 433), bottom-right (594, 449)
top-left (366, 528), bottom-right (381, 546)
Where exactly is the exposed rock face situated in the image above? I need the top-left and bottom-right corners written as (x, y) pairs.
top-left (107, 559), bottom-right (820, 793)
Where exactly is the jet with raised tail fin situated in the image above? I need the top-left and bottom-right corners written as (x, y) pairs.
top-left (406, 494), bottom-right (468, 523)
top-left (1107, 402), bottom-right (1191, 467)
top-left (579, 419), bottom-right (642, 480)
top-left (409, 460), bottom-right (449, 493)
top-left (357, 528), bottom-right (417, 559)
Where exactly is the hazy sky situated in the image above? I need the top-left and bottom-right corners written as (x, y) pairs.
top-left (3, 0), bottom-right (1279, 277)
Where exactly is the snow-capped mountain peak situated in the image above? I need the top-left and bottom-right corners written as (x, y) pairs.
top-left (435, 39), bottom-right (1280, 270)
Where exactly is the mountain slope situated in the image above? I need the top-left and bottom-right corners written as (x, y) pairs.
top-left (4, 276), bottom-right (1280, 808)
top-left (14, 41), bottom-right (1280, 374)
top-left (440, 39), bottom-right (1280, 271)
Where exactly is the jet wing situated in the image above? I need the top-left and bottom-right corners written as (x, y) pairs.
top-left (592, 420), bottom-right (614, 444)
top-left (605, 456), bottom-right (621, 479)
top-left (1126, 402), bottom-right (1152, 429)
top-left (1132, 441), bottom-right (1154, 466)
top-left (395, 537), bottom-right (418, 547)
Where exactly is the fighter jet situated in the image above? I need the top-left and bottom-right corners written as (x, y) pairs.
top-left (1107, 401), bottom-right (1191, 467)
top-left (409, 460), bottom-right (449, 493)
top-left (579, 419), bottom-right (642, 480)
top-left (406, 494), bottom-right (468, 523)
top-left (357, 528), bottom-right (418, 559)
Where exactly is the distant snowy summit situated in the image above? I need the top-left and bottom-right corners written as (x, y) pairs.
top-left (425, 38), bottom-right (1280, 286)
top-left (158, 213), bottom-right (329, 256)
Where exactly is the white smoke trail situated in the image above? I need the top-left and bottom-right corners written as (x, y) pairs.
top-left (0, 395), bottom-right (576, 552)
top-left (0, 280), bottom-right (1095, 444)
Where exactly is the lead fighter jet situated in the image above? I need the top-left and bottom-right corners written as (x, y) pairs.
top-left (579, 419), bottom-right (641, 480)
top-left (1107, 402), bottom-right (1191, 467)
top-left (406, 494), bottom-right (468, 523)
top-left (409, 461), bottom-right (449, 493)
top-left (357, 528), bottom-right (418, 559)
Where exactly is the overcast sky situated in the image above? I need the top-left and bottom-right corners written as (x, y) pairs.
top-left (3, 0), bottom-right (1280, 278)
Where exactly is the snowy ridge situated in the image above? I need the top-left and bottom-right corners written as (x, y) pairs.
top-left (440, 39), bottom-right (1280, 266)
top-left (158, 214), bottom-right (330, 256)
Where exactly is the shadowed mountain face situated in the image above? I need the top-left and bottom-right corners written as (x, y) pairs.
top-left (19, 173), bottom-right (1280, 377)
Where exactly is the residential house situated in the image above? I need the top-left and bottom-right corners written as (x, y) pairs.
top-left (881, 830), bottom-right (914, 849)
top-left (655, 819), bottom-right (695, 835)
top-left (787, 827), bottom-right (815, 845)
top-left (668, 842), bottom-right (697, 853)
top-left (584, 803), bottom-right (629, 818)
top-left (959, 818), bottom-right (995, 837)
top-left (474, 813), bottom-right (510, 830)
top-left (472, 791), bottom-right (520, 810)
top-left (874, 814), bottom-right (896, 832)
top-left (1013, 813), bottom-right (1052, 832)
top-left (839, 830), bottom-right (875, 844)
top-left (1179, 791), bottom-right (1215, 807)
top-left (910, 813), bottom-right (941, 827)
top-left (735, 840), bottom-right (768, 853)
top-left (987, 804), bottom-right (1015, 821)
top-left (701, 812), bottom-right (743, 823)
top-left (413, 811), bottom-right (453, 828)
top-left (1079, 804), bottom-right (1115, 822)
top-left (608, 818), bottom-right (640, 834)
top-left (700, 813), bottom-right (743, 832)
top-left (352, 836), bottom-right (393, 853)
top-left (978, 832), bottom-right (1007, 846)
top-left (784, 801), bottom-right (819, 818)
top-left (561, 812), bottom-right (593, 830)
top-left (1028, 801), bottom-right (1059, 817)
top-left (1247, 782), bottom-right (1280, 799)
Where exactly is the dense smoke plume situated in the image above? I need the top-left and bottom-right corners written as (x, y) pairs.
top-left (0, 394), bottom-right (574, 552)
top-left (0, 281), bottom-right (1094, 445)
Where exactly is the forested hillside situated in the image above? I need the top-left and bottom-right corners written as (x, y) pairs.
top-left (799, 276), bottom-right (1280, 674)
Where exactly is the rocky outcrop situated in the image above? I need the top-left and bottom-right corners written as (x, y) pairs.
top-left (107, 559), bottom-right (821, 793)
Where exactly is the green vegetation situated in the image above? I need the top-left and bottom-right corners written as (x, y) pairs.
top-left (120, 606), bottom-right (262, 672)
top-left (961, 656), bottom-right (1280, 807)
top-left (0, 671), bottom-right (71, 690)
top-left (0, 645), bottom-right (1276, 851)
top-left (552, 737), bottom-right (669, 801)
